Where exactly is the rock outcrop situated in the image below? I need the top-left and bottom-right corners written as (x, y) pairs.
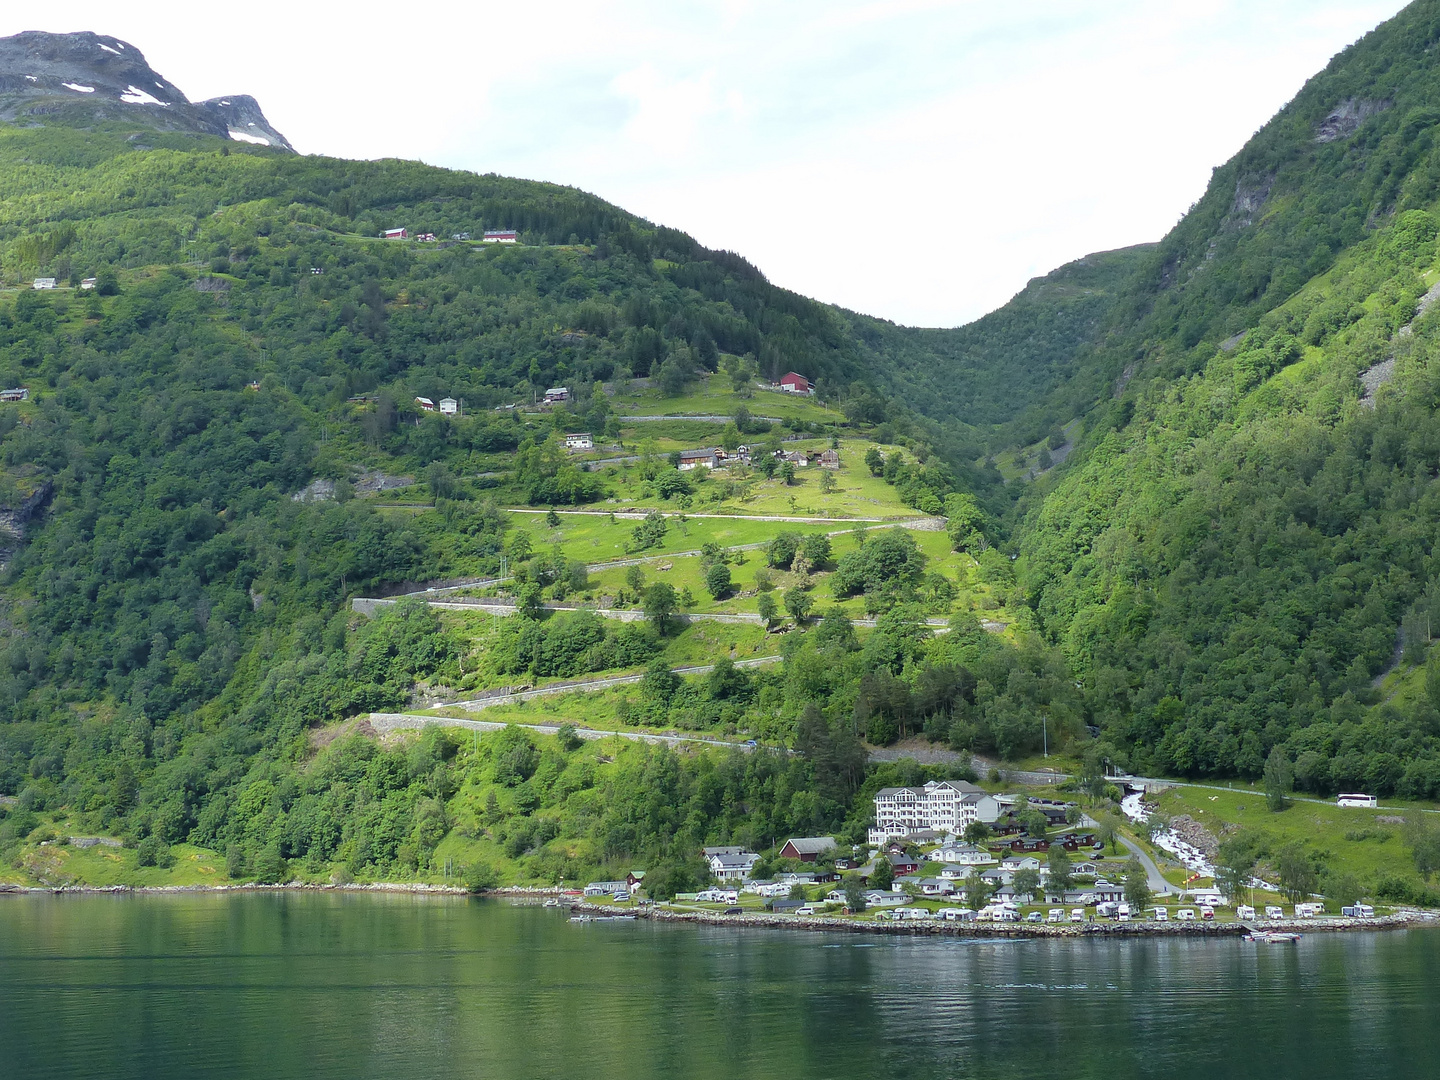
top-left (0, 31), bottom-right (293, 151)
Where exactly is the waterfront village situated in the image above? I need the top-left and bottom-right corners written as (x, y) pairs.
top-left (574, 780), bottom-right (1364, 927)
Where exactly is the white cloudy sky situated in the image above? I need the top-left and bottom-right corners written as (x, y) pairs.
top-left (2, 1), bottom-right (1411, 326)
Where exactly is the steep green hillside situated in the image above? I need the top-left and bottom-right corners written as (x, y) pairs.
top-left (1020, 0), bottom-right (1440, 796)
top-left (0, 112), bottom-right (1072, 884)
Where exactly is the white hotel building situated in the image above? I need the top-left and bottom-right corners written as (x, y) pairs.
top-left (870, 780), bottom-right (1001, 845)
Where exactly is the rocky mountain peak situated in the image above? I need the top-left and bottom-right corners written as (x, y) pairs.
top-left (0, 30), bottom-right (293, 151)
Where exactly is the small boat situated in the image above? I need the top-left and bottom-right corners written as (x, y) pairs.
top-left (569, 914), bottom-right (594, 923)
top-left (1245, 931), bottom-right (1301, 943)
top-left (542, 898), bottom-right (561, 908)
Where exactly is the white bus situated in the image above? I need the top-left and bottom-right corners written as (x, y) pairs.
top-left (1337, 793), bottom-right (1378, 808)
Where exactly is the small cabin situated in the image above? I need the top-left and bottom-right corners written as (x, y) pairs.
top-left (544, 386), bottom-right (570, 403)
top-left (415, 397), bottom-right (436, 412)
top-left (32, 278), bottom-right (56, 290)
top-left (382, 228), bottom-right (408, 240)
top-left (0, 388), bottom-right (29, 402)
top-left (483, 230), bottom-right (519, 244)
top-left (80, 277), bottom-right (98, 290)
top-left (678, 448), bottom-right (719, 471)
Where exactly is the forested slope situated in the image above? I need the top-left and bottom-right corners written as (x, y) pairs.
top-left (1019, 0), bottom-right (1440, 796)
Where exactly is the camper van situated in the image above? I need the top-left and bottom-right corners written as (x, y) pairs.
top-left (1151, 907), bottom-right (1169, 922)
top-left (1236, 905), bottom-right (1256, 920)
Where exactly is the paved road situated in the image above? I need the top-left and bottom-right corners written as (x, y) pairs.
top-left (1115, 834), bottom-right (1183, 897)
top-left (368, 712), bottom-right (763, 752)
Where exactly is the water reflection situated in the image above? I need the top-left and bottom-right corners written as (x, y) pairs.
top-left (1, 895), bottom-right (1438, 1080)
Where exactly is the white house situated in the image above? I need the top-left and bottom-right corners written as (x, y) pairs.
top-left (544, 386), bottom-right (569, 403)
top-left (584, 880), bottom-right (630, 896)
top-left (439, 397), bottom-right (459, 416)
top-left (931, 843), bottom-right (998, 867)
top-left (0, 388), bottom-right (29, 403)
top-left (80, 277), bottom-right (98, 290)
top-left (564, 432), bottom-right (594, 450)
top-left (483, 230), bottom-right (519, 244)
top-left (870, 780), bottom-right (1001, 844)
top-left (708, 851), bottom-right (759, 881)
top-left (678, 448), bottom-right (720, 471)
top-left (864, 890), bottom-right (909, 908)
top-left (32, 278), bottom-right (56, 290)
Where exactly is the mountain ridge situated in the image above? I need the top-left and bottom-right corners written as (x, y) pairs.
top-left (0, 30), bottom-right (293, 151)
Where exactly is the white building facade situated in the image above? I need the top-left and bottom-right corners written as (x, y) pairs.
top-left (870, 780), bottom-right (1000, 845)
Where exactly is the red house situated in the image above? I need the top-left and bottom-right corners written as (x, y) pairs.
top-left (778, 371), bottom-right (812, 394)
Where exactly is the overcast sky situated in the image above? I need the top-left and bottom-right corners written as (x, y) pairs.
top-left (2, 1), bottom-right (1411, 326)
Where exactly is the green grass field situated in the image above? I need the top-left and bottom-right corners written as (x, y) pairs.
top-left (606, 373), bottom-right (840, 425)
top-left (1152, 783), bottom-right (1429, 893)
top-left (4, 840), bottom-right (226, 888)
top-left (503, 509), bottom-right (847, 564)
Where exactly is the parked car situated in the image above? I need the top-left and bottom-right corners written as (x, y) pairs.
top-left (723, 906), bottom-right (743, 915)
top-left (611, 891), bottom-right (630, 902)
top-left (1026, 912), bottom-right (1044, 923)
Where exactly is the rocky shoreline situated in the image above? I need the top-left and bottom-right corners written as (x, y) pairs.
top-left (0, 881), bottom-right (470, 896)
top-left (1, 883), bottom-right (1430, 938)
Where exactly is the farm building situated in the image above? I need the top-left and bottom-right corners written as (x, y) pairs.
top-left (777, 372), bottom-right (812, 394)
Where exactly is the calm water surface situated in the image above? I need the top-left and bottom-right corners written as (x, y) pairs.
top-left (1, 894), bottom-right (1439, 1079)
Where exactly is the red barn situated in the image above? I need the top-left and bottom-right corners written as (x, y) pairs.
top-left (778, 836), bottom-right (836, 862)
top-left (778, 371), bottom-right (812, 394)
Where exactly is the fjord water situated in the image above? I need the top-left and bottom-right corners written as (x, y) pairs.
top-left (1, 896), bottom-right (1438, 1079)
